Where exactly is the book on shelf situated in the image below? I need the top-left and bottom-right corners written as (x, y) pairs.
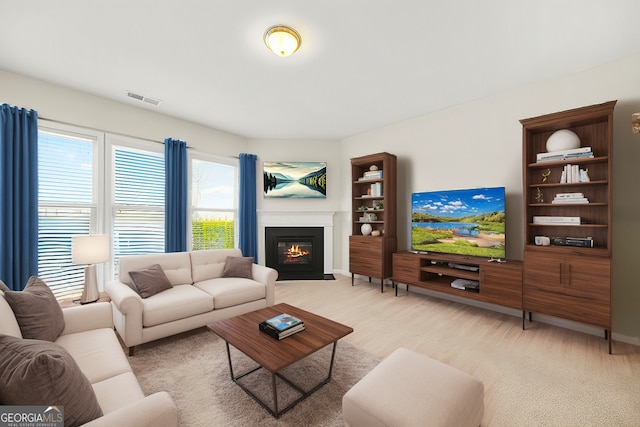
top-left (370, 182), bottom-right (382, 197)
top-left (559, 164), bottom-right (590, 183)
top-left (552, 192), bottom-right (589, 204)
top-left (264, 313), bottom-right (304, 332)
top-left (552, 198), bottom-right (589, 204)
top-left (555, 192), bottom-right (584, 198)
top-left (536, 147), bottom-right (593, 162)
top-left (532, 216), bottom-right (581, 225)
top-left (259, 321), bottom-right (305, 340)
top-left (358, 170), bottom-right (383, 181)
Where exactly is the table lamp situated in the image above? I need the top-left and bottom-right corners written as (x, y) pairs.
top-left (72, 234), bottom-right (110, 304)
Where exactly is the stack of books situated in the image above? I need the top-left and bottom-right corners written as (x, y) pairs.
top-left (552, 192), bottom-right (589, 204)
top-left (536, 147), bottom-right (593, 163)
top-left (358, 170), bottom-right (383, 181)
top-left (259, 313), bottom-right (305, 340)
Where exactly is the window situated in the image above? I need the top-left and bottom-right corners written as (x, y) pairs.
top-left (190, 155), bottom-right (237, 250)
top-left (37, 124), bottom-right (103, 299)
top-left (35, 123), bottom-right (238, 295)
top-left (109, 136), bottom-right (165, 277)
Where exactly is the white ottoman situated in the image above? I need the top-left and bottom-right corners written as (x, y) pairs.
top-left (342, 348), bottom-right (484, 427)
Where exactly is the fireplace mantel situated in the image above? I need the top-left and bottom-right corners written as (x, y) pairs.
top-left (258, 211), bottom-right (335, 274)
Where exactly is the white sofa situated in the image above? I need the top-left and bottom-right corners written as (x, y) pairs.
top-left (0, 294), bottom-right (178, 427)
top-left (105, 249), bottom-right (278, 355)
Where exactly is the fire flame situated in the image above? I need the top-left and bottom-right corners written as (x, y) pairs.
top-left (286, 244), bottom-right (309, 258)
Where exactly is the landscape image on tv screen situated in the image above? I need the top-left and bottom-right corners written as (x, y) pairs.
top-left (411, 186), bottom-right (505, 259)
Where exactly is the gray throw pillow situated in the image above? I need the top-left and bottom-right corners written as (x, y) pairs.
top-left (0, 280), bottom-right (9, 292)
top-left (3, 276), bottom-right (65, 341)
top-left (129, 264), bottom-right (173, 298)
top-left (221, 256), bottom-right (254, 279)
top-left (0, 334), bottom-right (103, 427)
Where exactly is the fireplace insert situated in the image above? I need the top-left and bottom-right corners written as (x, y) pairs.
top-left (265, 227), bottom-right (324, 280)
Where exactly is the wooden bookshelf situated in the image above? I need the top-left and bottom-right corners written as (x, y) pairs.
top-left (349, 152), bottom-right (397, 291)
top-left (520, 100), bottom-right (615, 353)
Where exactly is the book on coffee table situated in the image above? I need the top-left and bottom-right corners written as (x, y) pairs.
top-left (264, 313), bottom-right (304, 332)
top-left (259, 321), bottom-right (305, 340)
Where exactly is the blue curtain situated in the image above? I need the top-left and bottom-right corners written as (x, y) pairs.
top-left (239, 153), bottom-right (258, 261)
top-left (0, 104), bottom-right (39, 291)
top-left (164, 138), bottom-right (187, 253)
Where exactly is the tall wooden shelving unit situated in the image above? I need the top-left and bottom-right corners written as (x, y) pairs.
top-left (520, 100), bottom-right (615, 353)
top-left (349, 152), bottom-right (397, 291)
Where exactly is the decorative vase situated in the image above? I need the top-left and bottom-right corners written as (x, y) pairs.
top-left (546, 129), bottom-right (580, 152)
top-left (361, 223), bottom-right (372, 236)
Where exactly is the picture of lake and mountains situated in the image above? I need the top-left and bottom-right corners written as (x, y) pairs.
top-left (263, 162), bottom-right (326, 198)
top-left (411, 186), bottom-right (506, 258)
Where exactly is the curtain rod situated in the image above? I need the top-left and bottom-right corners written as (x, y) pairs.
top-left (38, 116), bottom-right (244, 159)
top-left (39, 116), bottom-right (188, 147)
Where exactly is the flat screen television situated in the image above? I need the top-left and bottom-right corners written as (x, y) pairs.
top-left (411, 186), bottom-right (506, 259)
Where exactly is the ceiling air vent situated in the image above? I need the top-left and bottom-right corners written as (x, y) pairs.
top-left (126, 90), bottom-right (162, 106)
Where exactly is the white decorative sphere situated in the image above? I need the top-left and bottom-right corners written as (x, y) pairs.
top-left (361, 223), bottom-right (372, 236)
top-left (546, 129), bottom-right (580, 152)
top-left (369, 165), bottom-right (378, 171)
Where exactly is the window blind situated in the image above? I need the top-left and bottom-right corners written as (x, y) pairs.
top-left (37, 131), bottom-right (95, 298)
top-left (112, 147), bottom-right (165, 276)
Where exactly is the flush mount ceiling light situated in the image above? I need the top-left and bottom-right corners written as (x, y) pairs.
top-left (264, 25), bottom-right (301, 57)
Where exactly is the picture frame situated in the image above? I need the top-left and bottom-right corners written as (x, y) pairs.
top-left (263, 161), bottom-right (326, 198)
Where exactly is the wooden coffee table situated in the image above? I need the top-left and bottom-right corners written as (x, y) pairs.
top-left (207, 303), bottom-right (353, 418)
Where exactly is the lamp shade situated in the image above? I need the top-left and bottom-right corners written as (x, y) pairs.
top-left (72, 234), bottom-right (110, 265)
top-left (264, 25), bottom-right (301, 57)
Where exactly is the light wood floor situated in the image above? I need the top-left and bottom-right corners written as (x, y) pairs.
top-left (275, 274), bottom-right (640, 426)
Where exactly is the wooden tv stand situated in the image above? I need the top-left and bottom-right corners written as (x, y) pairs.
top-left (392, 251), bottom-right (523, 310)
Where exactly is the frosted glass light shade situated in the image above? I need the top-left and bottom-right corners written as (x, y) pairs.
top-left (264, 25), bottom-right (301, 57)
top-left (72, 234), bottom-right (110, 265)
top-left (546, 129), bottom-right (581, 152)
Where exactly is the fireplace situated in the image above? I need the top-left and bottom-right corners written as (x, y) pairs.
top-left (265, 227), bottom-right (324, 280)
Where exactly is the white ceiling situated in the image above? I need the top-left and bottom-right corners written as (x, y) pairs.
top-left (1, 1), bottom-right (639, 140)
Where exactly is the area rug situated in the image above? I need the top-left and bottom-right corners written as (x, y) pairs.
top-left (128, 327), bottom-right (380, 426)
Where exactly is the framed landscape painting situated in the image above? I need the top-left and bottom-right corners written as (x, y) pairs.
top-left (263, 161), bottom-right (326, 198)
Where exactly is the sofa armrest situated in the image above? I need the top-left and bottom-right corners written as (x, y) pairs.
top-left (104, 280), bottom-right (144, 348)
top-left (105, 280), bottom-right (141, 311)
top-left (82, 392), bottom-right (178, 427)
top-left (60, 302), bottom-right (113, 336)
top-left (251, 264), bottom-right (278, 306)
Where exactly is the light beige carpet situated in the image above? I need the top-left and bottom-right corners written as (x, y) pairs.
top-left (129, 327), bottom-right (379, 426)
